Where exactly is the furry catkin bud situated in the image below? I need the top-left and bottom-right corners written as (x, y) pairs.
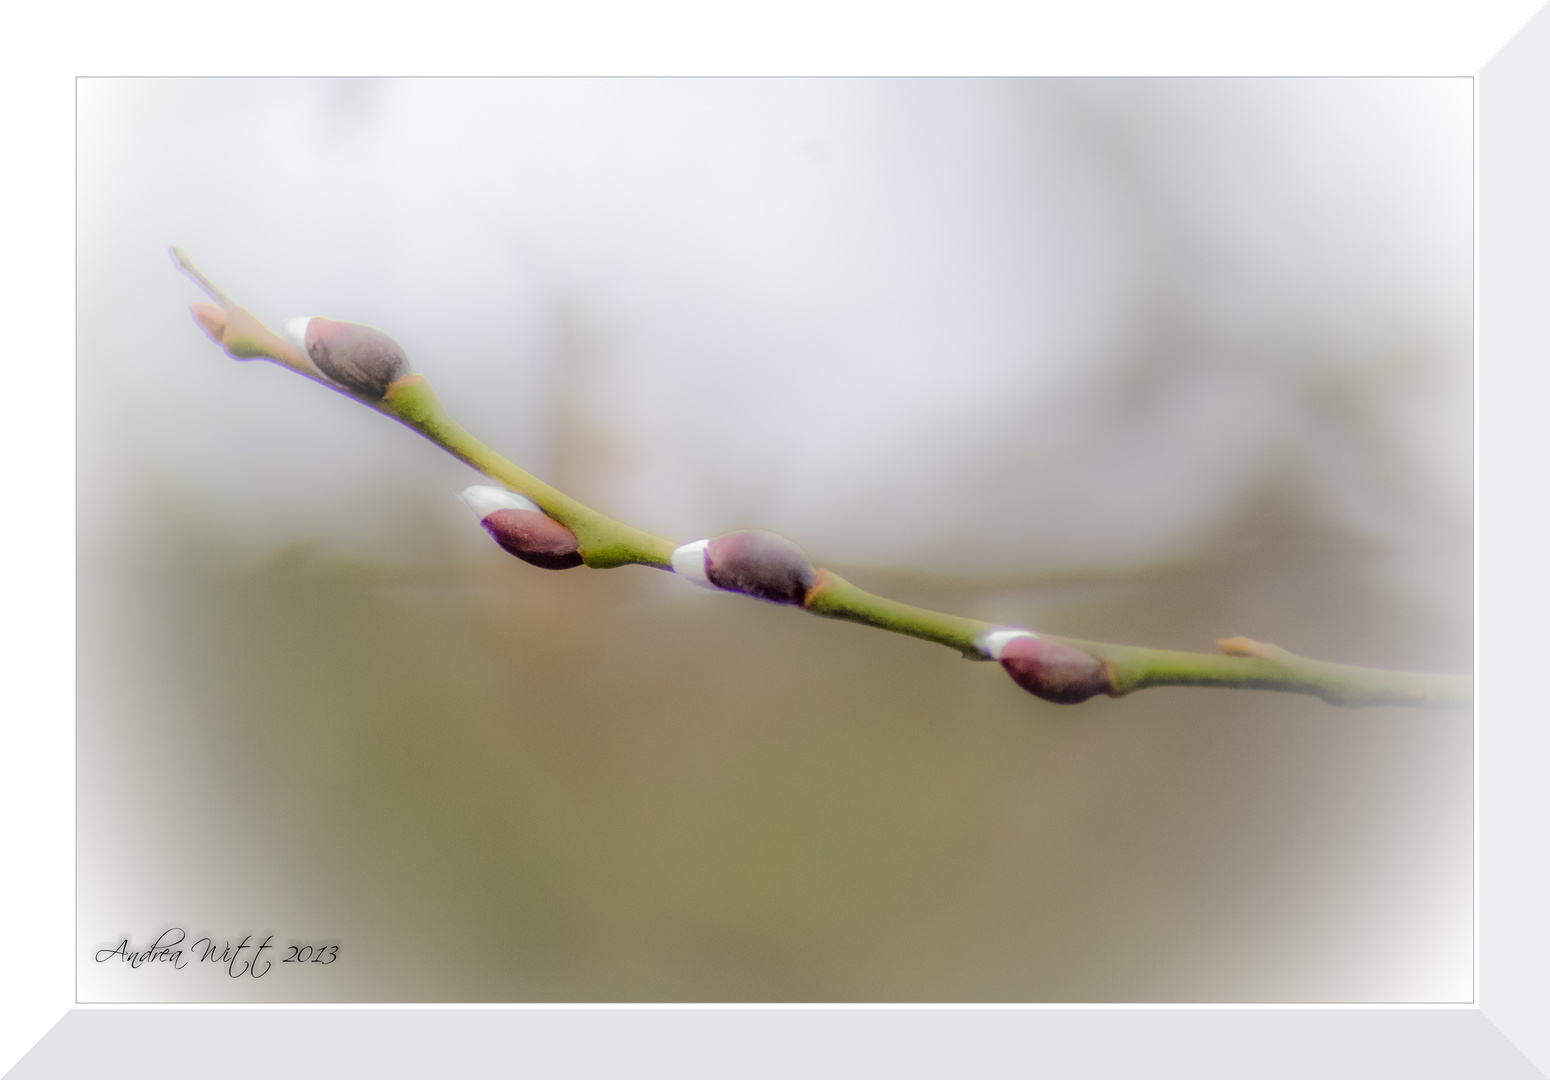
top-left (985, 631), bottom-right (1112, 705)
top-left (460, 486), bottom-right (582, 570)
top-left (283, 316), bottom-right (410, 400)
top-left (671, 530), bottom-right (816, 605)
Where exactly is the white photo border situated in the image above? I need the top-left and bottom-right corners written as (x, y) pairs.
top-left (5, 0), bottom-right (1544, 1073)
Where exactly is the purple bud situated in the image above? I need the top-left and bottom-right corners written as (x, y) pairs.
top-left (460, 486), bottom-right (582, 570)
top-left (701, 530), bottom-right (816, 605)
top-left (482, 510), bottom-right (584, 570)
top-left (993, 633), bottom-right (1112, 705)
top-left (283, 316), bottom-right (410, 400)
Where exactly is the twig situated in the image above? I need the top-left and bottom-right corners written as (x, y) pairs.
top-left (171, 248), bottom-right (1473, 711)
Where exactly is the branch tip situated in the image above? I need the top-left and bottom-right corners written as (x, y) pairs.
top-left (168, 246), bottom-right (232, 306)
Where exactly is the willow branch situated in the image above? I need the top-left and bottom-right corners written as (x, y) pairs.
top-left (171, 248), bottom-right (1473, 711)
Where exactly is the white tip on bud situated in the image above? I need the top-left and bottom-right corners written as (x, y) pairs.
top-left (282, 317), bottom-right (315, 359)
top-left (670, 539), bottom-right (719, 591)
top-left (460, 485), bottom-right (542, 518)
top-left (979, 628), bottom-right (1039, 660)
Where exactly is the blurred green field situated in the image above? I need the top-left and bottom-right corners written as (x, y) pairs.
top-left (75, 78), bottom-right (1474, 1003)
top-left (78, 477), bottom-right (1471, 1002)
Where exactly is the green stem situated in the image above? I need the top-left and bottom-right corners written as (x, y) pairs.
top-left (801, 570), bottom-right (996, 658)
top-left (378, 376), bottom-right (676, 570)
top-left (380, 379), bottom-right (1474, 710)
top-left (174, 250), bottom-right (1474, 711)
top-left (1051, 637), bottom-right (1473, 710)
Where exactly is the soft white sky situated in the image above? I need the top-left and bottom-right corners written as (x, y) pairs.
top-left (80, 77), bottom-right (1469, 577)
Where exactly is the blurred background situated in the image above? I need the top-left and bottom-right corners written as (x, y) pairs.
top-left (77, 78), bottom-right (1473, 1002)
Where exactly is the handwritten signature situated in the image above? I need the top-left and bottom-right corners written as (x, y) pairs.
top-left (94, 929), bottom-right (338, 978)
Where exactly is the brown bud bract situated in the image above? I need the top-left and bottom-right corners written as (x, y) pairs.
top-left (999, 636), bottom-right (1113, 704)
top-left (1217, 636), bottom-right (1273, 658)
top-left (190, 303), bottom-right (228, 344)
top-left (704, 530), bottom-right (816, 605)
top-left (481, 509), bottom-right (584, 570)
top-left (304, 317), bottom-right (411, 400)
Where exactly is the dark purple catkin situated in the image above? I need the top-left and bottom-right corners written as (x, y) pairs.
top-left (480, 509), bottom-right (584, 570)
top-left (702, 530), bottom-right (818, 605)
top-left (461, 486), bottom-right (583, 570)
top-left (998, 635), bottom-right (1113, 704)
top-left (287, 316), bottom-right (411, 400)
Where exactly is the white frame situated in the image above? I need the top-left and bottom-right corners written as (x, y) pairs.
top-left (6, 2), bottom-right (1544, 1074)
